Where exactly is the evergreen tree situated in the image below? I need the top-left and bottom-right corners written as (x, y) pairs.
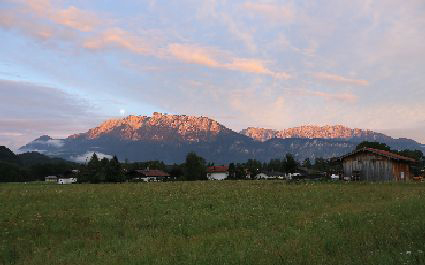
top-left (184, 152), bottom-right (207, 180)
top-left (86, 153), bottom-right (100, 183)
top-left (170, 163), bottom-right (184, 180)
top-left (109, 156), bottom-right (124, 182)
top-left (283, 154), bottom-right (298, 173)
top-left (228, 163), bottom-right (236, 179)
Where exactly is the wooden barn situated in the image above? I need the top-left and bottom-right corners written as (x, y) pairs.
top-left (339, 148), bottom-right (416, 181)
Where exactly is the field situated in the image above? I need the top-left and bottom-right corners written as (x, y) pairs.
top-left (1, 181), bottom-right (425, 265)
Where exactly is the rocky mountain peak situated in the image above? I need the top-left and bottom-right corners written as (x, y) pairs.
top-left (241, 125), bottom-right (391, 142)
top-left (68, 113), bottom-right (230, 142)
top-left (36, 135), bottom-right (52, 141)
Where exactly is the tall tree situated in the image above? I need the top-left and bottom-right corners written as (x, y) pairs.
top-left (109, 156), bottom-right (124, 182)
top-left (184, 152), bottom-right (207, 181)
top-left (228, 163), bottom-right (236, 179)
top-left (86, 153), bottom-right (100, 183)
top-left (283, 154), bottom-right (298, 173)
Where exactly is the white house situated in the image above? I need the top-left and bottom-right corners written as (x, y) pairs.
top-left (207, 166), bottom-right (229, 180)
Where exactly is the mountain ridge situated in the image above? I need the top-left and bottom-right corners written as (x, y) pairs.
top-left (240, 125), bottom-right (392, 142)
top-left (19, 113), bottom-right (424, 163)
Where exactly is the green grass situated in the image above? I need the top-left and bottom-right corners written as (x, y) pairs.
top-left (1, 181), bottom-right (425, 265)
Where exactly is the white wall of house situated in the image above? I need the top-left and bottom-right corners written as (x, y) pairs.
top-left (207, 172), bottom-right (229, 180)
top-left (58, 178), bottom-right (77, 184)
top-left (285, 173), bottom-right (301, 180)
top-left (255, 173), bottom-right (269, 179)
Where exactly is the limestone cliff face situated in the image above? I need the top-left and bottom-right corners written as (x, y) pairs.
top-left (68, 112), bottom-right (231, 142)
top-left (241, 125), bottom-right (391, 142)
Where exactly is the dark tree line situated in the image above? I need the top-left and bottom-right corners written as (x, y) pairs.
top-left (77, 154), bottom-right (125, 183)
top-left (0, 146), bottom-right (78, 182)
top-left (2, 141), bottom-right (424, 183)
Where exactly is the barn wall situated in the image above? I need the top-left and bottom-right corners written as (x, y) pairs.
top-left (392, 161), bottom-right (411, 180)
top-left (342, 153), bottom-right (409, 181)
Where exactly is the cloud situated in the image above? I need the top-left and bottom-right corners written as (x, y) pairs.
top-left (307, 91), bottom-right (358, 102)
top-left (0, 79), bottom-right (103, 150)
top-left (1, 0), bottom-right (290, 79)
top-left (243, 2), bottom-right (294, 23)
top-left (167, 43), bottom-right (291, 79)
top-left (33, 139), bottom-right (65, 148)
top-left (168, 43), bottom-right (220, 67)
top-left (23, 0), bottom-right (101, 32)
top-left (0, 8), bottom-right (75, 41)
top-left (379, 126), bottom-right (425, 144)
top-left (84, 28), bottom-right (152, 54)
top-left (313, 72), bottom-right (369, 86)
top-left (70, 151), bottom-right (112, 163)
top-left (287, 88), bottom-right (358, 103)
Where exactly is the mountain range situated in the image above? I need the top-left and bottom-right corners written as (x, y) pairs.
top-left (19, 112), bottom-right (425, 163)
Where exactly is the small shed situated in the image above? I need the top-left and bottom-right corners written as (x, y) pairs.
top-left (207, 166), bottom-right (229, 180)
top-left (129, 169), bottom-right (171, 182)
top-left (338, 148), bottom-right (415, 181)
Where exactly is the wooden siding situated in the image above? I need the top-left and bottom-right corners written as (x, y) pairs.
top-left (343, 153), bottom-right (411, 181)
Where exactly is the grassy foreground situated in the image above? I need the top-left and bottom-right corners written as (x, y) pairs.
top-left (1, 181), bottom-right (425, 265)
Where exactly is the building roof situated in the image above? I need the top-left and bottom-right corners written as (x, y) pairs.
top-left (340, 148), bottom-right (416, 163)
top-left (134, 169), bottom-right (170, 177)
top-left (207, 165), bottom-right (229, 173)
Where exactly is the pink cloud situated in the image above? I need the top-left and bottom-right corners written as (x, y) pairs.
top-left (12, 0), bottom-right (102, 32)
top-left (0, 9), bottom-right (75, 41)
top-left (294, 88), bottom-right (358, 103)
top-left (243, 2), bottom-right (294, 23)
top-left (51, 6), bottom-right (100, 32)
top-left (168, 43), bottom-right (291, 78)
top-left (84, 28), bottom-right (151, 54)
top-left (311, 91), bottom-right (358, 102)
top-left (168, 43), bottom-right (220, 67)
top-left (313, 72), bottom-right (369, 86)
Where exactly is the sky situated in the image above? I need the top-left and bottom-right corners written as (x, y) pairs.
top-left (0, 0), bottom-right (424, 150)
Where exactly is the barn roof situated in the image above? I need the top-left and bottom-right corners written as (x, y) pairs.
top-left (207, 165), bottom-right (229, 173)
top-left (134, 169), bottom-right (170, 177)
top-left (339, 148), bottom-right (416, 163)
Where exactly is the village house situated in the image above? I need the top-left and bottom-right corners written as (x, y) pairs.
top-left (338, 147), bottom-right (416, 181)
top-left (128, 169), bottom-right (171, 182)
top-left (255, 171), bottom-right (285, 180)
top-left (45, 176), bottom-right (58, 182)
top-left (207, 165), bottom-right (229, 180)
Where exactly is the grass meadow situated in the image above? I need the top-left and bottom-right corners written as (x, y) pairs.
top-left (1, 181), bottom-right (425, 265)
